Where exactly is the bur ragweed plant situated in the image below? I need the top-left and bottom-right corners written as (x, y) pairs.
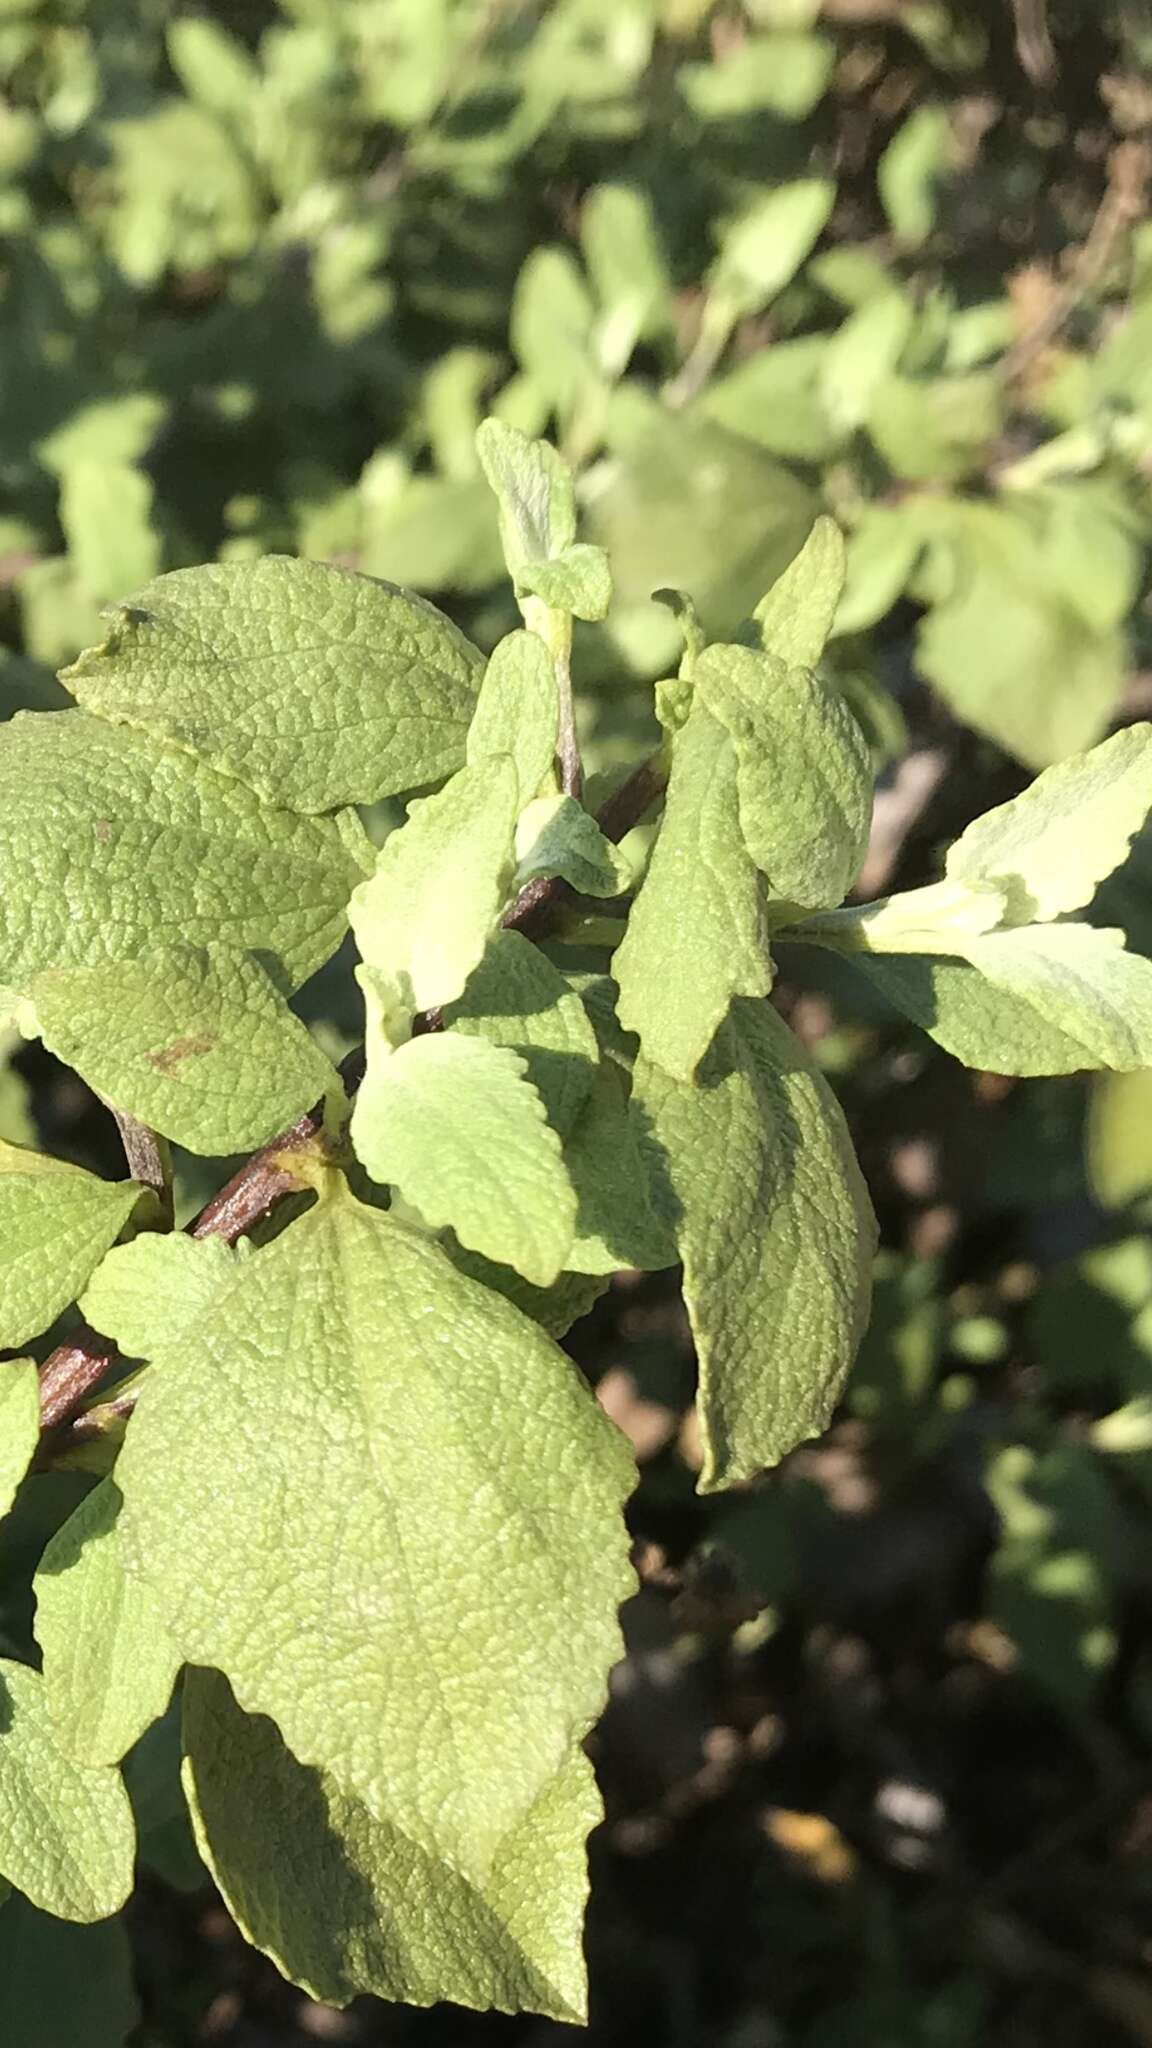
top-left (3, 421), bottom-right (1152, 2021)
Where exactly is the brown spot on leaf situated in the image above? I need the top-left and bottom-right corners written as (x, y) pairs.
top-left (146, 1034), bottom-right (216, 1075)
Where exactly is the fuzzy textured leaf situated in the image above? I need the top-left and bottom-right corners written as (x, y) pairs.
top-left (944, 723), bottom-right (1152, 923)
top-left (61, 557), bottom-right (484, 813)
top-left (27, 947), bottom-right (338, 1155)
top-left (445, 931), bottom-right (598, 1140)
top-left (565, 1067), bottom-right (678, 1276)
top-left (184, 1669), bottom-right (595, 2021)
top-left (515, 795), bottom-right (632, 899)
top-left (351, 1033), bottom-right (577, 1288)
top-left (854, 924), bottom-right (1152, 1075)
top-left (517, 545), bottom-right (612, 622)
top-left (0, 1360), bottom-right (39, 1522)
top-left (108, 1195), bottom-right (634, 1883)
top-left (753, 516), bottom-right (847, 669)
top-left (349, 757), bottom-right (519, 1040)
top-left (0, 1141), bottom-right (142, 1350)
top-left (466, 631), bottom-right (557, 808)
top-left (694, 643), bottom-right (873, 910)
top-left (0, 1658), bottom-right (136, 1921)
top-left (476, 420), bottom-right (576, 575)
top-left (35, 1480), bottom-right (182, 1767)
top-left (614, 704), bottom-right (771, 1080)
top-left (635, 999), bottom-right (877, 1489)
top-left (0, 713), bottom-right (363, 992)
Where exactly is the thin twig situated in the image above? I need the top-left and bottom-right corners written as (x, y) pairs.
top-left (38, 751), bottom-right (671, 1446)
top-left (102, 1101), bottom-right (173, 1228)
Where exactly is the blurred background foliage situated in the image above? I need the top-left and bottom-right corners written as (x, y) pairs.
top-left (7, 0), bottom-right (1152, 2042)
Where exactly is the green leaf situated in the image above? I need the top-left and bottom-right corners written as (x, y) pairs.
top-left (349, 757), bottom-right (519, 1041)
top-left (58, 463), bottom-right (160, 605)
top-left (445, 930), bottom-right (599, 1139)
top-left (26, 946), bottom-right (338, 1154)
top-left (852, 924), bottom-right (1152, 1075)
top-left (753, 516), bottom-right (847, 669)
top-left (0, 1657), bottom-right (136, 1921)
top-left (586, 413), bottom-right (818, 648)
top-left (34, 1480), bottom-right (181, 1768)
top-left (613, 704), bottom-right (771, 1080)
top-left (0, 1141), bottom-right (142, 1351)
top-left (444, 1247), bottom-right (609, 1340)
top-left (694, 644), bottom-right (873, 909)
top-left (476, 420), bottom-right (576, 576)
top-left (61, 557), bottom-right (483, 814)
top-left (565, 1066), bottom-right (678, 1275)
top-left (944, 724), bottom-right (1152, 923)
top-left (517, 545), bottom-right (613, 622)
top-left (466, 629), bottom-right (558, 808)
top-left (634, 999), bottom-right (877, 1490)
top-left (708, 179), bottom-right (835, 323)
top-left (514, 795), bottom-right (632, 898)
top-left (0, 1360), bottom-right (38, 1523)
top-left (0, 1893), bottom-right (139, 2048)
top-left (351, 1033), bottom-right (576, 1288)
top-left (83, 1235), bottom-right (237, 1360)
top-left (510, 248), bottom-right (596, 416)
top-left (581, 183), bottom-right (672, 355)
top-left (183, 1668), bottom-right (594, 2021)
top-left (108, 1196), bottom-right (633, 1883)
top-left (0, 713), bottom-right (363, 992)
top-left (878, 106), bottom-right (953, 247)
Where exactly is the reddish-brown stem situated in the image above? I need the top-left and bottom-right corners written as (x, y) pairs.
top-left (37, 750), bottom-right (669, 1443)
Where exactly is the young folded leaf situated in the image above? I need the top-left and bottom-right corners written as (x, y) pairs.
top-left (34, 1479), bottom-right (182, 1768)
top-left (634, 999), bottom-right (877, 1490)
top-left (476, 419), bottom-right (577, 574)
top-left (60, 556), bottom-right (484, 813)
top-left (943, 721), bottom-right (1152, 923)
top-left (105, 1196), bottom-right (634, 1885)
top-left (753, 515), bottom-right (847, 670)
top-left (514, 795), bottom-right (632, 898)
top-left (614, 703), bottom-right (771, 1080)
top-left (0, 1142), bottom-right (143, 1350)
top-left (26, 946), bottom-right (338, 1155)
top-left (183, 1669), bottom-right (594, 2021)
top-left (0, 1360), bottom-right (39, 1522)
top-left (0, 714), bottom-right (362, 993)
top-left (517, 544), bottom-right (612, 621)
top-left (466, 630), bottom-right (558, 807)
top-left (694, 643), bottom-right (873, 910)
top-left (853, 923), bottom-right (1152, 1075)
top-left (0, 1659), bottom-right (136, 1922)
top-left (349, 756), bottom-right (520, 1043)
top-left (351, 1033), bottom-right (577, 1288)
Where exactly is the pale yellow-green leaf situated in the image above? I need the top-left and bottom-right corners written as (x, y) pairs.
top-left (753, 515), bottom-right (846, 669)
top-left (944, 723), bottom-right (1152, 923)
top-left (184, 1669), bottom-right (594, 2021)
top-left (635, 999), bottom-right (877, 1489)
top-left (34, 1479), bottom-right (182, 1767)
top-left (614, 704), bottom-right (771, 1080)
top-left (0, 713), bottom-right (363, 992)
top-left (0, 1359), bottom-right (38, 1522)
top-left (514, 795), bottom-right (632, 899)
top-left (475, 419), bottom-right (576, 575)
top-left (109, 1198), bottom-right (634, 1881)
top-left (0, 1141), bottom-right (143, 1350)
top-left (349, 757), bottom-right (519, 1037)
top-left (445, 930), bottom-right (598, 1140)
top-left (694, 643), bottom-right (873, 910)
top-left (61, 556), bottom-right (483, 813)
top-left (0, 1658), bottom-right (136, 1922)
top-left (27, 946), bottom-right (338, 1154)
top-left (854, 923), bottom-right (1152, 1075)
top-left (351, 1032), bottom-right (576, 1287)
top-left (466, 629), bottom-right (557, 807)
